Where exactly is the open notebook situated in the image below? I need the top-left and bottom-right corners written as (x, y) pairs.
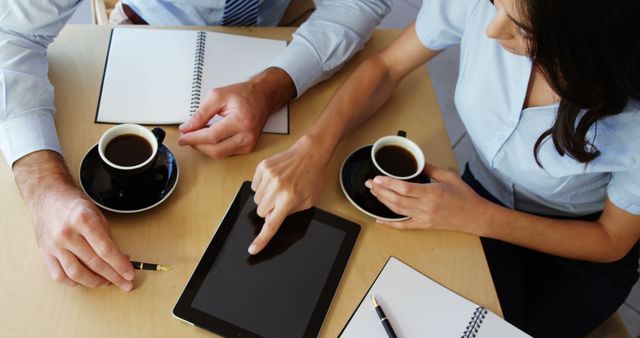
top-left (340, 257), bottom-right (530, 338)
top-left (96, 27), bottom-right (288, 134)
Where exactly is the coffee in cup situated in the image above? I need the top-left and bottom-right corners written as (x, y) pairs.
top-left (371, 130), bottom-right (425, 181)
top-left (98, 124), bottom-right (165, 176)
top-left (104, 134), bottom-right (153, 167)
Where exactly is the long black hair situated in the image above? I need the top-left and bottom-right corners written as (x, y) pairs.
top-left (498, 0), bottom-right (640, 165)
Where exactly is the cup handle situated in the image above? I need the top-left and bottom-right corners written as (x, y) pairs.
top-left (152, 127), bottom-right (166, 146)
top-left (397, 130), bottom-right (407, 138)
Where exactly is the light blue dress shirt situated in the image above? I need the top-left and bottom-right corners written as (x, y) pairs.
top-left (416, 0), bottom-right (640, 216)
top-left (0, 0), bottom-right (390, 167)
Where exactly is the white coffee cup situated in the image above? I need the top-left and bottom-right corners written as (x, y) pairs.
top-left (371, 130), bottom-right (425, 181)
top-left (98, 124), bottom-right (165, 176)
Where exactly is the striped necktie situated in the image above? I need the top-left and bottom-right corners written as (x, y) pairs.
top-left (222, 0), bottom-right (260, 26)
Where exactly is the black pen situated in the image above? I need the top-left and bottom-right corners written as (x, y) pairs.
top-left (372, 295), bottom-right (398, 338)
top-left (130, 261), bottom-right (172, 271)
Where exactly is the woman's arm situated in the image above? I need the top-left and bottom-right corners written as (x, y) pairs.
top-left (370, 164), bottom-right (640, 263)
top-left (482, 199), bottom-right (640, 262)
top-left (303, 23), bottom-right (442, 154)
top-left (248, 23), bottom-right (442, 254)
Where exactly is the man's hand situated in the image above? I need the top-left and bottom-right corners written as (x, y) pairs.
top-left (13, 151), bottom-right (135, 291)
top-left (178, 67), bottom-right (296, 158)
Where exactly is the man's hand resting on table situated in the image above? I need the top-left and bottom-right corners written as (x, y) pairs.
top-left (13, 151), bottom-right (135, 291)
top-left (178, 67), bottom-right (296, 158)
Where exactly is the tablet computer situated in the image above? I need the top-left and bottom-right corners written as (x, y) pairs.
top-left (173, 181), bottom-right (360, 338)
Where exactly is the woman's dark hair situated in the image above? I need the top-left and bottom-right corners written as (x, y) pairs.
top-left (500, 0), bottom-right (640, 165)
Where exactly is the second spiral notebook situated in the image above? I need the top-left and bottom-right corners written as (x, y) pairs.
top-left (340, 257), bottom-right (530, 338)
top-left (96, 27), bottom-right (288, 134)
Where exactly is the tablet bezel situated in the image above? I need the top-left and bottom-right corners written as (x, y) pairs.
top-left (173, 181), bottom-right (360, 337)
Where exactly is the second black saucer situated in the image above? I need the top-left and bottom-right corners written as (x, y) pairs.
top-left (79, 144), bottom-right (179, 213)
top-left (339, 145), bottom-right (430, 221)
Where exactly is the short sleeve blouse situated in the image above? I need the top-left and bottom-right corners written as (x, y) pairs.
top-left (415, 0), bottom-right (640, 216)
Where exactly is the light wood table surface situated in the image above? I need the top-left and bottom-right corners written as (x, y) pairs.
top-left (0, 25), bottom-right (500, 338)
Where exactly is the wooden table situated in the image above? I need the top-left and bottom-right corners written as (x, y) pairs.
top-left (0, 25), bottom-right (500, 338)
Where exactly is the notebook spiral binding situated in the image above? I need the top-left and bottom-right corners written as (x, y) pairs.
top-left (189, 31), bottom-right (206, 117)
top-left (461, 306), bottom-right (488, 338)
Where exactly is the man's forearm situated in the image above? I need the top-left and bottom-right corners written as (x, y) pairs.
top-left (269, 0), bottom-right (391, 96)
top-left (13, 150), bottom-right (77, 210)
top-left (250, 67), bottom-right (297, 117)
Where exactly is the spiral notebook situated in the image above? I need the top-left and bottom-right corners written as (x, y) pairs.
top-left (96, 27), bottom-right (288, 134)
top-left (340, 257), bottom-right (530, 338)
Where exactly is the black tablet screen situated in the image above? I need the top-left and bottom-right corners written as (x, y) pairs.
top-left (190, 196), bottom-right (346, 338)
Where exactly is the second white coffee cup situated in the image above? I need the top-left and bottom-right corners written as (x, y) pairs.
top-left (371, 130), bottom-right (425, 181)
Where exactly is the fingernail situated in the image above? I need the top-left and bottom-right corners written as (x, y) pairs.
top-left (123, 271), bottom-right (134, 281)
top-left (179, 122), bottom-right (189, 130)
top-left (248, 244), bottom-right (258, 255)
top-left (373, 176), bottom-right (383, 184)
top-left (376, 219), bottom-right (383, 224)
top-left (122, 281), bottom-right (134, 292)
top-left (364, 180), bottom-right (372, 189)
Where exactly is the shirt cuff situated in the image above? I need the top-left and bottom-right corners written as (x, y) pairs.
top-left (269, 42), bottom-right (324, 98)
top-left (0, 110), bottom-right (62, 168)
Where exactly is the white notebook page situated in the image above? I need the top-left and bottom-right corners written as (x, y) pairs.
top-left (97, 28), bottom-right (288, 134)
top-left (340, 257), bottom-right (530, 338)
top-left (98, 28), bottom-right (194, 124)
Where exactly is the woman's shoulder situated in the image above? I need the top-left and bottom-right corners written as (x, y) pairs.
top-left (626, 97), bottom-right (640, 113)
top-left (600, 98), bottom-right (640, 130)
top-left (593, 98), bottom-right (640, 168)
top-left (416, 0), bottom-right (485, 38)
top-left (621, 97), bottom-right (640, 114)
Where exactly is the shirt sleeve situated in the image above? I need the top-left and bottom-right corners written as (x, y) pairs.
top-left (608, 161), bottom-right (640, 215)
top-left (0, 0), bottom-right (80, 167)
top-left (269, 0), bottom-right (391, 97)
top-left (415, 0), bottom-right (481, 51)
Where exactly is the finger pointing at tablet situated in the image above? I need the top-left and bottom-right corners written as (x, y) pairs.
top-left (249, 140), bottom-right (329, 254)
top-left (248, 207), bottom-right (287, 255)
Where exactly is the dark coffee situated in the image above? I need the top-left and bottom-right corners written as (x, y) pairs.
top-left (375, 145), bottom-right (417, 177)
top-left (105, 134), bottom-right (152, 167)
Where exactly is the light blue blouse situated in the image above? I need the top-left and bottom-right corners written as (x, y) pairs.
top-left (416, 0), bottom-right (640, 216)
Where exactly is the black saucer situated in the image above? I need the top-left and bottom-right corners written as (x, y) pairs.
top-left (339, 145), bottom-right (430, 221)
top-left (79, 144), bottom-right (179, 213)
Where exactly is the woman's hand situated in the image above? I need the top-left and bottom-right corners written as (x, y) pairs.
top-left (249, 135), bottom-right (333, 255)
top-left (367, 163), bottom-right (492, 234)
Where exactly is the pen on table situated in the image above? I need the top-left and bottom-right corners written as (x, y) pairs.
top-left (372, 295), bottom-right (398, 338)
top-left (130, 261), bottom-right (172, 272)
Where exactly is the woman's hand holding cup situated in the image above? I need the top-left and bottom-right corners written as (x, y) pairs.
top-left (366, 131), bottom-right (490, 233)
